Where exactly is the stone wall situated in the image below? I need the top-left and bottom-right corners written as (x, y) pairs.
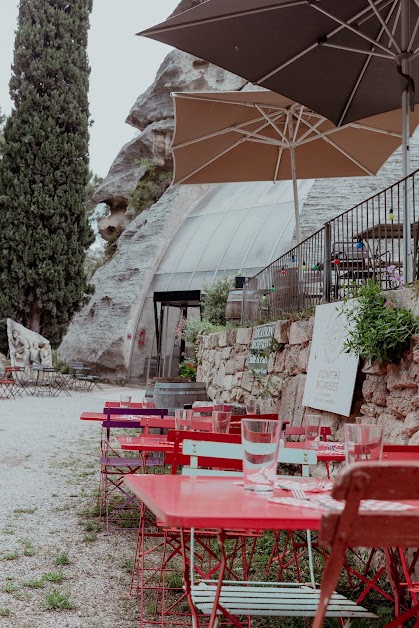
top-left (196, 313), bottom-right (419, 444)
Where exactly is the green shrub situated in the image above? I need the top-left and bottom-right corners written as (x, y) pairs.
top-left (178, 362), bottom-right (196, 381)
top-left (344, 280), bottom-right (419, 364)
top-left (182, 319), bottom-right (225, 346)
top-left (202, 276), bottom-right (234, 325)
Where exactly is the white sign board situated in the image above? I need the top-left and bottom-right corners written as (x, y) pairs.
top-left (248, 323), bottom-right (275, 377)
top-left (303, 301), bottom-right (359, 416)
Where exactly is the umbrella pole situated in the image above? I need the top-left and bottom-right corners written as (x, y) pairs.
top-left (401, 0), bottom-right (413, 283)
top-left (290, 145), bottom-right (301, 245)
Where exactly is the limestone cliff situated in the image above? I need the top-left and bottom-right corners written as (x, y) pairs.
top-left (93, 49), bottom-right (245, 210)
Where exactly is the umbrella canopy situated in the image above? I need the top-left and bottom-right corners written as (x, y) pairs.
top-left (141, 0), bottom-right (419, 279)
top-left (172, 90), bottom-right (419, 241)
top-left (141, 1), bottom-right (419, 126)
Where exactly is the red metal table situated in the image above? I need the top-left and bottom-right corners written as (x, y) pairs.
top-left (124, 474), bottom-right (322, 531)
top-left (126, 475), bottom-right (323, 627)
top-left (124, 475), bottom-right (419, 627)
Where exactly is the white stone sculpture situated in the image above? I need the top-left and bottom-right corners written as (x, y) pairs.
top-left (7, 319), bottom-right (52, 372)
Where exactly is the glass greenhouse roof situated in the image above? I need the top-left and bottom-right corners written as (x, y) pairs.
top-left (151, 180), bottom-right (314, 293)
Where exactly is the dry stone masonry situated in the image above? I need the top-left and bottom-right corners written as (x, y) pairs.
top-left (197, 311), bottom-right (419, 444)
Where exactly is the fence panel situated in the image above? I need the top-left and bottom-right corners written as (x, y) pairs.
top-left (242, 170), bottom-right (419, 323)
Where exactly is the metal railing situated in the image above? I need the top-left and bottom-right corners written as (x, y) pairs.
top-left (242, 169), bottom-right (419, 323)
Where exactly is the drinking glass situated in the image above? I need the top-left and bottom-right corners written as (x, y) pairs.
top-left (213, 398), bottom-right (224, 411)
top-left (246, 398), bottom-right (257, 414)
top-left (120, 395), bottom-right (131, 408)
top-left (303, 414), bottom-right (321, 449)
top-left (212, 411), bottom-right (231, 434)
top-left (344, 424), bottom-right (383, 464)
top-left (175, 409), bottom-right (194, 431)
top-left (241, 419), bottom-right (281, 493)
top-left (356, 415), bottom-right (377, 425)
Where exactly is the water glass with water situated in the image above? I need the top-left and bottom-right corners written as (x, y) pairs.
top-left (303, 414), bottom-right (321, 449)
top-left (241, 419), bottom-right (281, 494)
top-left (120, 395), bottom-right (131, 408)
top-left (212, 411), bottom-right (231, 434)
top-left (344, 424), bottom-right (383, 464)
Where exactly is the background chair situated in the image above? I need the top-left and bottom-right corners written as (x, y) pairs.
top-left (99, 407), bottom-right (168, 530)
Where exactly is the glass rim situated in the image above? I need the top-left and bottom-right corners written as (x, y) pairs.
top-left (242, 418), bottom-right (279, 423)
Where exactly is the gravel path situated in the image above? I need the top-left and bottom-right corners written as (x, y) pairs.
top-left (0, 385), bottom-right (145, 627)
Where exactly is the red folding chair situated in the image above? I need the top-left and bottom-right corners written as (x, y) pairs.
top-left (99, 407), bottom-right (167, 531)
top-left (314, 461), bottom-right (419, 628)
top-left (132, 430), bottom-right (257, 628)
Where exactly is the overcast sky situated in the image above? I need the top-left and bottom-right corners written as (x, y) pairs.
top-left (0, 1), bottom-right (176, 177)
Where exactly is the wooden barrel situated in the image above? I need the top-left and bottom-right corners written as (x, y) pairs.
top-left (225, 290), bottom-right (243, 322)
top-left (153, 381), bottom-right (208, 410)
top-left (145, 377), bottom-right (185, 400)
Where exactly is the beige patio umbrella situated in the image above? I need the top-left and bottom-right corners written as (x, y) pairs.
top-left (172, 90), bottom-right (419, 243)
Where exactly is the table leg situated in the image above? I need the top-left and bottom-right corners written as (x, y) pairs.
top-left (180, 527), bottom-right (200, 628)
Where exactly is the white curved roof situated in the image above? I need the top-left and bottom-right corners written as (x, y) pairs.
top-left (151, 180), bottom-right (314, 293)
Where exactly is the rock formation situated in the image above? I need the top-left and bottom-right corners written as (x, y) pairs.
top-left (92, 49), bottom-right (245, 209)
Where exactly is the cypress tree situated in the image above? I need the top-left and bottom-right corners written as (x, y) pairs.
top-left (0, 0), bottom-right (94, 350)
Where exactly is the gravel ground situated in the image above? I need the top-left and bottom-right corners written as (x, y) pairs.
top-left (0, 385), bottom-right (145, 628)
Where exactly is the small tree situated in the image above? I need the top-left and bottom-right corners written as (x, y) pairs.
top-left (202, 276), bottom-right (234, 325)
top-left (0, 0), bottom-right (94, 349)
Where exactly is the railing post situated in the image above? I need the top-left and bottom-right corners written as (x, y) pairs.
top-left (324, 223), bottom-right (332, 302)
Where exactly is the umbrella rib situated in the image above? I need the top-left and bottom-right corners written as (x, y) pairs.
top-left (172, 92), bottom-right (290, 112)
top-left (257, 0), bottom-right (394, 83)
top-left (321, 42), bottom-right (393, 59)
top-left (174, 138), bottom-right (246, 184)
top-left (173, 113), bottom-right (281, 149)
top-left (366, 0), bottom-right (401, 52)
top-left (409, 15), bottom-right (419, 51)
top-left (246, 135), bottom-right (287, 147)
top-left (309, 3), bottom-right (398, 57)
top-left (274, 148), bottom-right (283, 182)
top-left (174, 116), bottom-right (282, 184)
top-left (292, 106), bottom-right (305, 144)
top-left (298, 122), bottom-right (402, 146)
top-left (296, 116), bottom-right (375, 176)
top-left (255, 104), bottom-right (290, 145)
top-left (347, 123), bottom-right (402, 138)
top-left (297, 116), bottom-right (329, 143)
top-left (338, 0), bottom-right (399, 125)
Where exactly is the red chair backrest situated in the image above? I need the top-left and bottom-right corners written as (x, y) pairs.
top-left (382, 444), bottom-right (419, 461)
top-left (165, 430), bottom-right (241, 474)
top-left (141, 416), bottom-right (175, 433)
top-left (320, 462), bottom-right (419, 548)
top-left (285, 425), bottom-right (332, 440)
top-left (231, 413), bottom-right (279, 421)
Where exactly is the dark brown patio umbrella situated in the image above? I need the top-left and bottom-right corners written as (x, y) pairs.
top-left (172, 90), bottom-right (419, 242)
top-left (140, 0), bottom-right (419, 279)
